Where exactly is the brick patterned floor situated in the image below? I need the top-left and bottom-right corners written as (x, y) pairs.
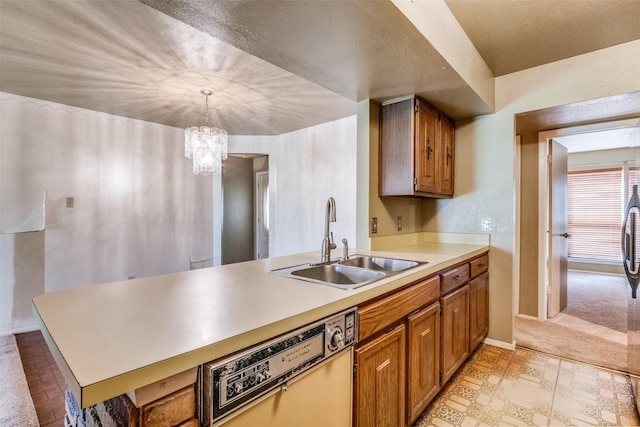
top-left (16, 330), bottom-right (66, 427)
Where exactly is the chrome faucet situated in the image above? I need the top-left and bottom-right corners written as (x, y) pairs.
top-left (321, 197), bottom-right (337, 263)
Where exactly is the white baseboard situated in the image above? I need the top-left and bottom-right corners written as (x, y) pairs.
top-left (483, 337), bottom-right (516, 351)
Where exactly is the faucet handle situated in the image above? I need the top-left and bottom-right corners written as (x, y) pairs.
top-left (329, 232), bottom-right (336, 249)
top-left (341, 238), bottom-right (349, 261)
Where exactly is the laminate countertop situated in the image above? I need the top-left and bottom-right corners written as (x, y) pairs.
top-left (32, 232), bottom-right (489, 408)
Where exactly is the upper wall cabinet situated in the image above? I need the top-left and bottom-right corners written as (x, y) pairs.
top-left (379, 95), bottom-right (455, 198)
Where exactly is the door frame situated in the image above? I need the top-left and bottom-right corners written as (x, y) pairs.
top-left (537, 119), bottom-right (639, 320)
top-left (255, 171), bottom-right (269, 259)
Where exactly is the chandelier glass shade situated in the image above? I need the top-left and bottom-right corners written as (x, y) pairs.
top-left (185, 90), bottom-right (228, 175)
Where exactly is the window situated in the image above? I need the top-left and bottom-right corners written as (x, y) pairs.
top-left (567, 168), bottom-right (622, 262)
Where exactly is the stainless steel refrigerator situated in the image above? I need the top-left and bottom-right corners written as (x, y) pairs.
top-left (621, 185), bottom-right (640, 411)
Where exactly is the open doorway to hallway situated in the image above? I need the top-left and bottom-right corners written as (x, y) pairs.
top-left (514, 96), bottom-right (640, 378)
top-left (516, 122), bottom-right (639, 372)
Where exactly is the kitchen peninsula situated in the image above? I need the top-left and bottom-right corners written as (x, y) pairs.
top-left (33, 232), bottom-right (489, 426)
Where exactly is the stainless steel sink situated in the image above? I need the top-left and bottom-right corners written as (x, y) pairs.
top-left (270, 255), bottom-right (425, 289)
top-left (293, 264), bottom-right (385, 285)
top-left (339, 255), bottom-right (421, 272)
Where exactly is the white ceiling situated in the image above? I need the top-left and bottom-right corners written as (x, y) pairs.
top-left (1, 0), bottom-right (639, 136)
top-left (556, 126), bottom-right (640, 154)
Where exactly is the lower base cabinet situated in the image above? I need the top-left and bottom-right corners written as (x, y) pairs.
top-left (407, 302), bottom-right (440, 425)
top-left (440, 284), bottom-right (470, 385)
top-left (354, 324), bottom-right (406, 427)
top-left (470, 271), bottom-right (489, 352)
top-left (353, 252), bottom-right (489, 426)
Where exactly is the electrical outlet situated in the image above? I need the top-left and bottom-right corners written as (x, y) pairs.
top-left (371, 217), bottom-right (378, 234)
top-left (480, 217), bottom-right (492, 232)
top-left (397, 216), bottom-right (402, 231)
top-left (66, 197), bottom-right (74, 208)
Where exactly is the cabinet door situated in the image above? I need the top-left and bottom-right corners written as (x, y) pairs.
top-left (469, 272), bottom-right (489, 352)
top-left (406, 302), bottom-right (440, 425)
top-left (414, 100), bottom-right (439, 194)
top-left (354, 324), bottom-right (405, 427)
top-left (438, 114), bottom-right (455, 196)
top-left (440, 285), bottom-right (469, 385)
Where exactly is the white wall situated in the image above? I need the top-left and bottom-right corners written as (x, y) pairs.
top-left (228, 116), bottom-right (358, 259)
top-left (1, 93), bottom-right (213, 334)
top-left (423, 39), bottom-right (640, 344)
top-left (0, 96), bottom-right (357, 334)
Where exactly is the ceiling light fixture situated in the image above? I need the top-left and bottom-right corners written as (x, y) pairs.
top-left (185, 90), bottom-right (228, 175)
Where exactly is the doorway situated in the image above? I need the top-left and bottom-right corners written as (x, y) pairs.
top-left (221, 154), bottom-right (269, 265)
top-left (538, 120), bottom-right (640, 320)
top-left (516, 120), bottom-right (639, 370)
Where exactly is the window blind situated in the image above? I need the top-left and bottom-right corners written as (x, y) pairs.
top-left (567, 168), bottom-right (622, 261)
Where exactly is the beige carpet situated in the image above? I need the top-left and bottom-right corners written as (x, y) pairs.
top-left (561, 270), bottom-right (628, 333)
top-left (515, 314), bottom-right (628, 372)
top-left (515, 271), bottom-right (630, 373)
top-left (0, 334), bottom-right (39, 426)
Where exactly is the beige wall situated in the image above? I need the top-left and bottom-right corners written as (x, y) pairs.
top-left (361, 39), bottom-right (640, 345)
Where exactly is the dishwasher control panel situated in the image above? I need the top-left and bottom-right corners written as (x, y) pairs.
top-left (198, 308), bottom-right (357, 425)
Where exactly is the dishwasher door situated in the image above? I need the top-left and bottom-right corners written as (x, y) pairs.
top-left (215, 348), bottom-right (352, 427)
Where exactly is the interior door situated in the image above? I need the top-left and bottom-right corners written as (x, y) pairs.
top-left (549, 139), bottom-right (569, 317)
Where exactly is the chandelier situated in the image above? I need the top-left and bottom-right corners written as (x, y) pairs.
top-left (185, 90), bottom-right (228, 175)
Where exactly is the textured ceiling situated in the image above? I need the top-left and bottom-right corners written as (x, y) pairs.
top-left (1, 0), bottom-right (639, 135)
top-left (0, 0), bottom-right (357, 135)
top-left (445, 0), bottom-right (640, 76)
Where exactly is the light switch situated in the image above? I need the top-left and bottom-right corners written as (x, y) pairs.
top-left (371, 217), bottom-right (378, 234)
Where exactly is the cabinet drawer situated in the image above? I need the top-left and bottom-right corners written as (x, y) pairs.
top-left (470, 254), bottom-right (489, 278)
top-left (359, 275), bottom-right (440, 341)
top-left (441, 264), bottom-right (469, 294)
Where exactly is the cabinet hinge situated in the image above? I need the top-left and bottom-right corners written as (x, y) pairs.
top-left (353, 363), bottom-right (357, 378)
top-left (414, 99), bottom-right (419, 113)
top-left (413, 177), bottom-right (417, 185)
top-left (439, 371), bottom-right (443, 383)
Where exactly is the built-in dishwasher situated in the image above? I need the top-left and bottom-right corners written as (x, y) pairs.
top-left (198, 308), bottom-right (358, 426)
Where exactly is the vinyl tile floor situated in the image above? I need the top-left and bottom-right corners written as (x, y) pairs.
top-left (16, 331), bottom-right (640, 427)
top-left (416, 344), bottom-right (640, 427)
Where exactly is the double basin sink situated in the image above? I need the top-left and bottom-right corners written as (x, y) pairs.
top-left (271, 255), bottom-right (425, 290)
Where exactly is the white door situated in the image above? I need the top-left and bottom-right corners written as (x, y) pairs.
top-left (549, 139), bottom-right (569, 317)
top-left (255, 172), bottom-right (269, 259)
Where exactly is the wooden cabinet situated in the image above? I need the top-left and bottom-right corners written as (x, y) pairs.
top-left (469, 254), bottom-right (489, 353)
top-left (440, 263), bottom-right (470, 294)
top-left (358, 276), bottom-right (440, 341)
top-left (440, 284), bottom-right (469, 385)
top-left (379, 95), bottom-right (455, 198)
top-left (438, 114), bottom-right (455, 196)
top-left (354, 252), bottom-right (489, 426)
top-left (354, 324), bottom-right (406, 427)
top-left (406, 302), bottom-right (440, 424)
top-left (469, 272), bottom-right (489, 353)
